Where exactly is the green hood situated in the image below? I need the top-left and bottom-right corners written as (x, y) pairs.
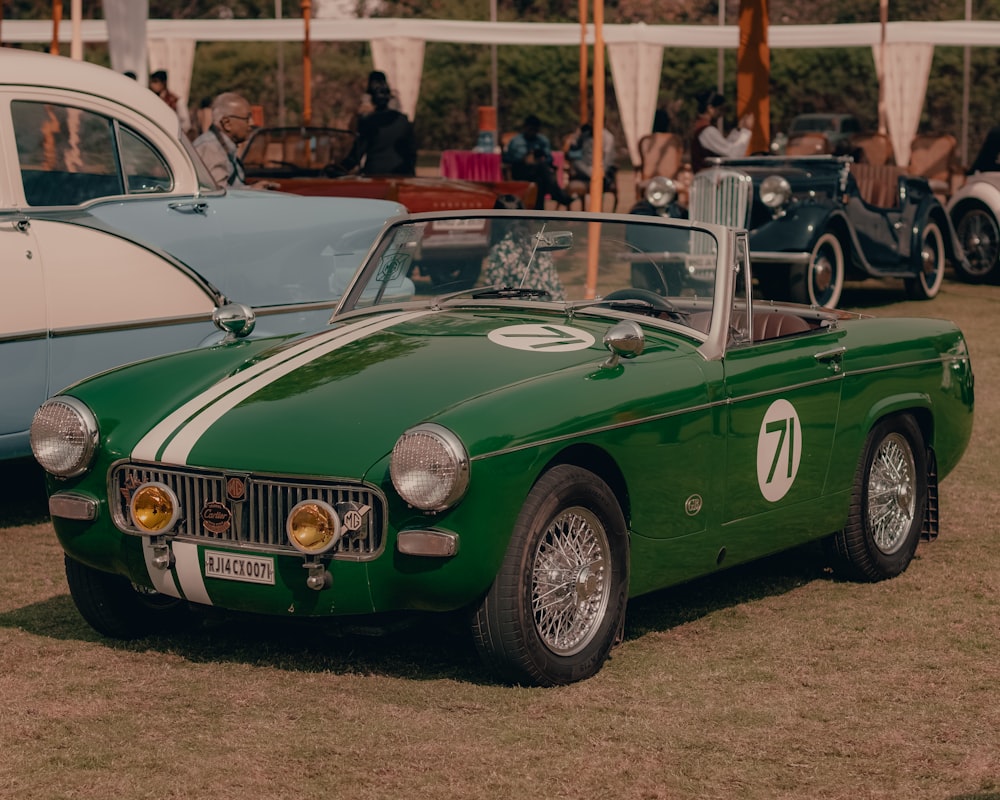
top-left (73, 307), bottom-right (700, 478)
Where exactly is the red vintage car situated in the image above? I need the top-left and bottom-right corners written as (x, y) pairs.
top-left (242, 127), bottom-right (537, 288)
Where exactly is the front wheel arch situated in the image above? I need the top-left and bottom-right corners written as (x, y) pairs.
top-left (471, 464), bottom-right (629, 686)
top-left (831, 414), bottom-right (927, 581)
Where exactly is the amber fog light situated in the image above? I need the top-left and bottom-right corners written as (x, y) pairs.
top-left (129, 482), bottom-right (180, 534)
top-left (286, 500), bottom-right (343, 555)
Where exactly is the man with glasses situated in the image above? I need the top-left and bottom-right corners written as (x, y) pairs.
top-left (193, 91), bottom-right (277, 190)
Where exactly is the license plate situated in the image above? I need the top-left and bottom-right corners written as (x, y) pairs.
top-left (204, 550), bottom-right (275, 585)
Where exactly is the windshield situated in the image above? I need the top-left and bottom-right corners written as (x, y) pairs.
top-left (337, 212), bottom-right (723, 334)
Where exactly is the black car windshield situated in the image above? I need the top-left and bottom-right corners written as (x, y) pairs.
top-left (337, 212), bottom-right (722, 334)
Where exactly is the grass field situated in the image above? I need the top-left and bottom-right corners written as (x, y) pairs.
top-left (1, 277), bottom-right (998, 800)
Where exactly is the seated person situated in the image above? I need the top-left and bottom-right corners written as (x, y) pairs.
top-left (503, 115), bottom-right (574, 209)
top-left (483, 194), bottom-right (566, 299)
top-left (336, 73), bottom-right (416, 176)
top-left (566, 121), bottom-right (617, 192)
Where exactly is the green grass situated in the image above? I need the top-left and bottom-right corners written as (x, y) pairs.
top-left (1, 277), bottom-right (998, 799)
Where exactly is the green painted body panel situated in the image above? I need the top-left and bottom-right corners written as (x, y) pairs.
top-left (48, 301), bottom-right (974, 619)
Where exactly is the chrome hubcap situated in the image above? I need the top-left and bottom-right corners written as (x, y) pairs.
top-left (812, 255), bottom-right (833, 292)
top-left (866, 432), bottom-right (917, 555)
top-left (531, 507), bottom-right (611, 656)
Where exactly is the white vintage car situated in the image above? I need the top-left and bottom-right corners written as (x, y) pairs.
top-left (0, 49), bottom-right (402, 462)
top-left (947, 127), bottom-right (1000, 283)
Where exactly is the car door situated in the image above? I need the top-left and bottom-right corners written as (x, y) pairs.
top-left (719, 245), bottom-right (848, 563)
top-left (0, 217), bottom-right (47, 457)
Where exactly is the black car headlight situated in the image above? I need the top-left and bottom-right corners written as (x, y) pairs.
top-left (30, 397), bottom-right (99, 478)
top-left (645, 176), bottom-right (678, 209)
top-left (759, 175), bottom-right (792, 209)
top-left (390, 423), bottom-right (469, 512)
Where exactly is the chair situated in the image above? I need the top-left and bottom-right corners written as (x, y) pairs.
top-left (785, 132), bottom-right (832, 156)
top-left (850, 132), bottom-right (895, 166)
top-left (561, 132), bottom-right (619, 212)
top-left (849, 162), bottom-right (907, 208)
top-left (636, 132), bottom-right (684, 200)
top-left (908, 133), bottom-right (964, 200)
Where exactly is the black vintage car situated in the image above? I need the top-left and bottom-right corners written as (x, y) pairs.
top-left (689, 155), bottom-right (966, 308)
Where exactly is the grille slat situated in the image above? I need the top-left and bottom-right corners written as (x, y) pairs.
top-left (111, 463), bottom-right (385, 560)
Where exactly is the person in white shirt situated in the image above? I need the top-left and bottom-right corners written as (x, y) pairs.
top-left (690, 89), bottom-right (754, 171)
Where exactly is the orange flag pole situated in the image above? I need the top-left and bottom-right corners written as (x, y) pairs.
top-left (736, 0), bottom-right (770, 154)
top-left (50, 0), bottom-right (63, 55)
top-left (584, 0), bottom-right (605, 298)
top-left (302, 0), bottom-right (312, 125)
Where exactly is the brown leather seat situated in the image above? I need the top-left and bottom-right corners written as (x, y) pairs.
top-left (688, 309), bottom-right (811, 341)
top-left (850, 132), bottom-right (895, 166)
top-left (849, 163), bottom-right (906, 208)
top-left (908, 133), bottom-right (964, 200)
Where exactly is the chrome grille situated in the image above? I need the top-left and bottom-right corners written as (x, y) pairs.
top-left (111, 462), bottom-right (385, 560)
top-left (689, 167), bottom-right (754, 230)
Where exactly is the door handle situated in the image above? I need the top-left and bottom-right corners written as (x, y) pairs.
top-left (168, 200), bottom-right (209, 215)
top-left (814, 346), bottom-right (846, 373)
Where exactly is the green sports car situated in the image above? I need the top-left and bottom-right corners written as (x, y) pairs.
top-left (31, 210), bottom-right (975, 686)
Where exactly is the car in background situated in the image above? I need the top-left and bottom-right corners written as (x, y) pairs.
top-left (242, 127), bottom-right (537, 288)
top-left (32, 209), bottom-right (974, 686)
top-left (691, 155), bottom-right (965, 308)
top-left (0, 49), bottom-right (402, 462)
top-left (773, 113), bottom-right (863, 155)
top-left (946, 126), bottom-right (1000, 283)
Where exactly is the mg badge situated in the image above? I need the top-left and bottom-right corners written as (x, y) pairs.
top-left (201, 501), bottom-right (232, 534)
top-left (685, 494), bottom-right (703, 516)
top-left (339, 502), bottom-right (371, 533)
top-left (226, 476), bottom-right (247, 501)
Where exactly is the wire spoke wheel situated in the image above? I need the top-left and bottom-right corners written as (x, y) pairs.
top-left (955, 206), bottom-right (999, 281)
top-left (866, 432), bottom-right (917, 555)
top-left (530, 506), bottom-right (611, 657)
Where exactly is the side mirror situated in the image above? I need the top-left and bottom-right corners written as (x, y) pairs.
top-left (602, 320), bottom-right (644, 369)
top-left (212, 303), bottom-right (256, 340)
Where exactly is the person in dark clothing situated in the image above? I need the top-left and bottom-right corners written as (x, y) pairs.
top-left (503, 114), bottom-right (574, 209)
top-left (335, 72), bottom-right (416, 176)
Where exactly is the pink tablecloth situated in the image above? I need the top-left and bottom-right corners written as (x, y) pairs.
top-left (439, 150), bottom-right (502, 182)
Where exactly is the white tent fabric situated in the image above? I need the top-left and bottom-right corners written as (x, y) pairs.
top-left (147, 38), bottom-right (197, 134)
top-left (608, 39), bottom-right (664, 167)
top-left (370, 37), bottom-right (425, 122)
top-left (101, 0), bottom-right (148, 84)
top-left (872, 42), bottom-right (934, 166)
top-left (11, 18), bottom-right (1000, 168)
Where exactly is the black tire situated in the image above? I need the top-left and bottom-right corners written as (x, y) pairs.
top-left (832, 415), bottom-right (927, 581)
top-left (65, 555), bottom-right (190, 639)
top-left (472, 465), bottom-right (629, 686)
top-left (790, 231), bottom-right (844, 308)
top-left (904, 221), bottom-right (945, 300)
top-left (953, 204), bottom-right (1000, 283)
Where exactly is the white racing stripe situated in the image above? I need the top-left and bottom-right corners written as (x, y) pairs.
top-left (172, 542), bottom-right (211, 605)
top-left (133, 310), bottom-right (433, 464)
top-left (142, 539), bottom-right (181, 598)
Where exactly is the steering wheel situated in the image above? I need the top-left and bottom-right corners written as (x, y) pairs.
top-left (601, 288), bottom-right (681, 318)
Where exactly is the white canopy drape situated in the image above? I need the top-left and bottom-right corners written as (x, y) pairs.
top-left (10, 18), bottom-right (1000, 168)
top-left (872, 42), bottom-right (934, 166)
top-left (370, 37), bottom-right (425, 122)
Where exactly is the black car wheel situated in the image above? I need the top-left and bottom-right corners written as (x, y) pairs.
top-left (65, 555), bottom-right (190, 639)
top-left (831, 415), bottom-right (927, 581)
top-left (472, 465), bottom-right (628, 686)
top-left (790, 231), bottom-right (844, 308)
top-left (953, 204), bottom-right (1000, 283)
top-left (904, 221), bottom-right (945, 300)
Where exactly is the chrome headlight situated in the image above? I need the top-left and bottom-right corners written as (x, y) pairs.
top-left (759, 175), bottom-right (792, 208)
top-left (30, 397), bottom-right (99, 478)
top-left (390, 423), bottom-right (469, 512)
top-left (645, 176), bottom-right (678, 209)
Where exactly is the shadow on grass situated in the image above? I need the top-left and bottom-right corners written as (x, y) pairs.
top-left (0, 540), bottom-right (837, 685)
top-left (0, 458), bottom-right (49, 526)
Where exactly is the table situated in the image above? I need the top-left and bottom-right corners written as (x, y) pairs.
top-left (439, 150), bottom-right (502, 182)
top-left (439, 150), bottom-right (567, 188)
